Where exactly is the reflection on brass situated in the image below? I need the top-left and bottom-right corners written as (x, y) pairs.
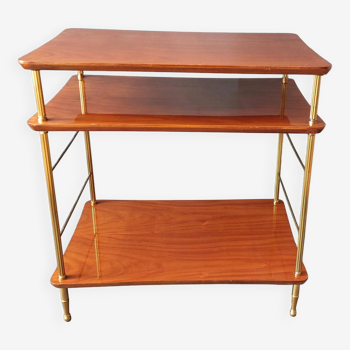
top-left (94, 235), bottom-right (101, 278)
top-left (91, 205), bottom-right (100, 277)
top-left (279, 176), bottom-right (299, 231)
top-left (309, 76), bottom-right (321, 125)
top-left (286, 134), bottom-right (305, 170)
top-left (40, 131), bottom-right (66, 281)
top-left (60, 288), bottom-right (71, 322)
top-left (77, 71), bottom-right (97, 206)
top-left (274, 133), bottom-right (284, 205)
top-left (91, 205), bottom-right (97, 234)
top-left (60, 173), bottom-right (92, 236)
top-left (32, 71), bottom-right (47, 123)
top-left (52, 131), bottom-right (79, 171)
top-left (295, 134), bottom-right (315, 275)
top-left (290, 284), bottom-right (300, 317)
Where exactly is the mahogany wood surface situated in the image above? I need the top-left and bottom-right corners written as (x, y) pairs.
top-left (28, 76), bottom-right (325, 133)
top-left (19, 29), bottom-right (331, 75)
top-left (51, 200), bottom-right (307, 288)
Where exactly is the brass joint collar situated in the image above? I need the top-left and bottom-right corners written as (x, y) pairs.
top-left (38, 116), bottom-right (48, 122)
top-left (58, 275), bottom-right (67, 282)
top-left (77, 71), bottom-right (84, 80)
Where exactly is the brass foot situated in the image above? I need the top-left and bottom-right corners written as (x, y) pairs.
top-left (60, 288), bottom-right (71, 322)
top-left (290, 285), bottom-right (300, 317)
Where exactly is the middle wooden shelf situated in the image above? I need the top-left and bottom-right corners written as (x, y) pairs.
top-left (28, 76), bottom-right (325, 134)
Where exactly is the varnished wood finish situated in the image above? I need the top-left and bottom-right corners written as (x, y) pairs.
top-left (51, 200), bottom-right (307, 288)
top-left (19, 29), bottom-right (331, 75)
top-left (28, 76), bottom-right (325, 134)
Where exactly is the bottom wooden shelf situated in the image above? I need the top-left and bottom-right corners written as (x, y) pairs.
top-left (51, 199), bottom-right (307, 288)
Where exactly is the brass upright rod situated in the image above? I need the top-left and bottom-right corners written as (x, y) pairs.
top-left (32, 70), bottom-right (47, 122)
top-left (295, 133), bottom-right (315, 274)
top-left (40, 131), bottom-right (66, 281)
top-left (78, 71), bottom-right (96, 206)
top-left (280, 74), bottom-right (288, 116)
top-left (77, 70), bottom-right (87, 114)
top-left (294, 76), bottom-right (321, 274)
top-left (309, 76), bottom-right (321, 125)
top-left (274, 74), bottom-right (288, 205)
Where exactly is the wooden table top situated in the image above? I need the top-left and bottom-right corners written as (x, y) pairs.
top-left (19, 29), bottom-right (331, 75)
top-left (28, 76), bottom-right (325, 133)
top-left (51, 200), bottom-right (307, 288)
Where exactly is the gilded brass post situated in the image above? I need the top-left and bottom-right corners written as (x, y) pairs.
top-left (290, 284), bottom-right (300, 317)
top-left (78, 71), bottom-right (96, 206)
top-left (309, 76), bottom-right (321, 125)
top-left (77, 70), bottom-right (87, 114)
top-left (280, 74), bottom-right (288, 116)
top-left (32, 71), bottom-right (47, 123)
top-left (290, 75), bottom-right (321, 316)
top-left (295, 76), bottom-right (321, 275)
top-left (274, 74), bottom-right (288, 205)
top-left (40, 131), bottom-right (66, 281)
top-left (295, 134), bottom-right (315, 275)
top-left (60, 288), bottom-right (71, 322)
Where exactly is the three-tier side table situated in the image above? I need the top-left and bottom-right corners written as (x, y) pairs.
top-left (19, 29), bottom-right (331, 321)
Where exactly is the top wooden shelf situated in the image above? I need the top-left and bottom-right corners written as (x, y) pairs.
top-left (18, 29), bottom-right (331, 75)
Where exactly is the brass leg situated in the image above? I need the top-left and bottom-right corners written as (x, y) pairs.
top-left (295, 134), bottom-right (316, 275)
top-left (34, 71), bottom-right (71, 321)
top-left (290, 285), bottom-right (300, 317)
top-left (77, 71), bottom-right (96, 206)
top-left (60, 288), bottom-right (71, 322)
top-left (290, 76), bottom-right (321, 316)
top-left (295, 76), bottom-right (321, 275)
top-left (289, 133), bottom-right (315, 318)
top-left (40, 131), bottom-right (66, 281)
top-left (41, 131), bottom-right (71, 321)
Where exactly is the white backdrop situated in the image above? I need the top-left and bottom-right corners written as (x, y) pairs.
top-left (1, 1), bottom-right (349, 349)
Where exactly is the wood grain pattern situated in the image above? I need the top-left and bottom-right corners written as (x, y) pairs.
top-left (28, 76), bottom-right (325, 133)
top-left (19, 29), bottom-right (331, 75)
top-left (51, 200), bottom-right (308, 288)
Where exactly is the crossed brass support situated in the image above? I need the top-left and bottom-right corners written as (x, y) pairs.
top-left (274, 74), bottom-right (321, 316)
top-left (33, 70), bottom-right (98, 321)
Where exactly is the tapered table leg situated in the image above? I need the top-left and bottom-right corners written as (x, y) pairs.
top-left (60, 288), bottom-right (71, 322)
top-left (290, 285), bottom-right (300, 317)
